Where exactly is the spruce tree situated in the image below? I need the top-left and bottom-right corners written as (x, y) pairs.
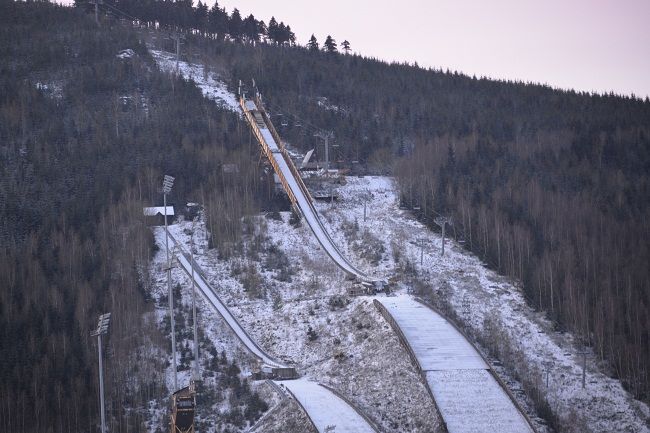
top-left (229, 8), bottom-right (243, 41)
top-left (342, 39), bottom-right (351, 54)
top-left (323, 35), bottom-right (337, 53)
top-left (307, 34), bottom-right (319, 51)
top-left (268, 16), bottom-right (278, 43)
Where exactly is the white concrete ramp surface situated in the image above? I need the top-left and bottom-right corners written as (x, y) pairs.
top-left (276, 379), bottom-right (377, 433)
top-left (378, 295), bottom-right (534, 433)
top-left (165, 231), bottom-right (288, 368)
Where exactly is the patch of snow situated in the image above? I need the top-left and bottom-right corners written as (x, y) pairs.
top-left (35, 81), bottom-right (63, 99)
top-left (148, 49), bottom-right (240, 112)
top-left (117, 49), bottom-right (135, 59)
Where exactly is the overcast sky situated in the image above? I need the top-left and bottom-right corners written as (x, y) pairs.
top-left (211, 0), bottom-right (650, 98)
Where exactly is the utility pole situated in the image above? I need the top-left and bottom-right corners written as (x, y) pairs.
top-left (434, 216), bottom-right (452, 257)
top-left (190, 221), bottom-right (200, 382)
top-left (577, 350), bottom-right (589, 389)
top-left (418, 238), bottom-right (426, 266)
top-left (90, 0), bottom-right (103, 25)
top-left (362, 190), bottom-right (370, 222)
top-left (542, 361), bottom-right (554, 388)
top-left (171, 32), bottom-right (185, 74)
top-left (163, 175), bottom-right (178, 392)
top-left (314, 131), bottom-right (334, 175)
top-left (91, 313), bottom-right (111, 433)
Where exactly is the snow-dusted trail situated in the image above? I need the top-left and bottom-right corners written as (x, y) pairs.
top-left (277, 379), bottom-right (377, 433)
top-left (377, 295), bottom-right (534, 433)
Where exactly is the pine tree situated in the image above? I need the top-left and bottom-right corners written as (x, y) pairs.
top-left (243, 14), bottom-right (259, 42)
top-left (342, 39), bottom-right (351, 54)
top-left (257, 20), bottom-right (268, 41)
top-left (229, 8), bottom-right (243, 41)
top-left (267, 16), bottom-right (278, 43)
top-left (323, 35), bottom-right (337, 53)
top-left (194, 1), bottom-right (208, 34)
top-left (208, 2), bottom-right (228, 39)
top-left (307, 34), bottom-right (319, 51)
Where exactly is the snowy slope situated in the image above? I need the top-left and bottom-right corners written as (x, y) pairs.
top-left (427, 369), bottom-right (531, 433)
top-left (149, 49), bottom-right (239, 112)
top-left (327, 176), bottom-right (650, 433)
top-left (144, 51), bottom-right (648, 431)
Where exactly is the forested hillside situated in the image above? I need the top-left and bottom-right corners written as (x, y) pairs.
top-left (131, 6), bottom-right (650, 402)
top-left (224, 43), bottom-right (650, 402)
top-left (0, 3), bottom-right (266, 431)
top-left (2, 2), bottom-right (648, 432)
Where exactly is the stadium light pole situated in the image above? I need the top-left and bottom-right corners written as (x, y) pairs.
top-left (91, 313), bottom-right (111, 433)
top-left (190, 220), bottom-right (200, 382)
top-left (163, 174), bottom-right (178, 391)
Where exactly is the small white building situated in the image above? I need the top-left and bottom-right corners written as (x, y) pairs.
top-left (143, 206), bottom-right (175, 225)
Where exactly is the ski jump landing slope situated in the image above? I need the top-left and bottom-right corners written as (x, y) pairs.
top-left (277, 379), bottom-right (377, 433)
top-left (165, 230), bottom-right (288, 368)
top-left (376, 295), bottom-right (535, 433)
top-left (240, 97), bottom-right (381, 286)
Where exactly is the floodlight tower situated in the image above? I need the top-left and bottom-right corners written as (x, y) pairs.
top-left (163, 174), bottom-right (178, 391)
top-left (190, 220), bottom-right (200, 382)
top-left (91, 313), bottom-right (111, 433)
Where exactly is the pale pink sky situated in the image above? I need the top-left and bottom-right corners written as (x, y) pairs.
top-left (56, 0), bottom-right (650, 96)
top-left (213, 0), bottom-right (650, 98)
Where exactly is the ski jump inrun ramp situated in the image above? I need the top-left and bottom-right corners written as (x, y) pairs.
top-left (240, 96), bottom-right (382, 286)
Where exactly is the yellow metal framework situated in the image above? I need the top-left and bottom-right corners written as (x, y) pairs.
top-left (240, 96), bottom-right (315, 208)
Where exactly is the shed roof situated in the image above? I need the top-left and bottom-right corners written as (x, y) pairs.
top-left (143, 206), bottom-right (175, 216)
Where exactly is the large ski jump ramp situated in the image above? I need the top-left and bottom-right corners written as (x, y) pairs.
top-left (241, 97), bottom-right (382, 286)
top-left (166, 230), bottom-right (288, 368)
top-left (376, 295), bottom-right (535, 433)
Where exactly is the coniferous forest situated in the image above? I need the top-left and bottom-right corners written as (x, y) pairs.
top-left (0, 3), bottom-right (265, 431)
top-left (1, 1), bottom-right (649, 432)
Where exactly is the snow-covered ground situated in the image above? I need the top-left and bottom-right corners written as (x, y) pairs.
top-left (165, 214), bottom-right (442, 433)
top-left (277, 379), bottom-right (377, 433)
top-left (146, 50), bottom-right (649, 432)
top-left (323, 176), bottom-right (650, 433)
top-left (378, 295), bottom-right (533, 433)
top-left (149, 49), bottom-right (240, 112)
